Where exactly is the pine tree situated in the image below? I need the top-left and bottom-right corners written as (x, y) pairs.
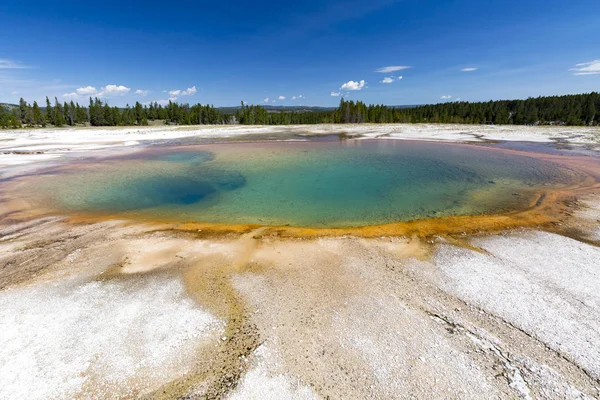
top-left (63, 102), bottom-right (71, 126)
top-left (19, 98), bottom-right (29, 124)
top-left (584, 96), bottom-right (596, 125)
top-left (526, 105), bottom-right (539, 125)
top-left (134, 101), bottom-right (144, 125)
top-left (54, 98), bottom-right (65, 127)
top-left (45, 96), bottom-right (54, 125)
top-left (68, 101), bottom-right (76, 125)
top-left (32, 101), bottom-right (43, 126)
top-left (1, 106), bottom-right (9, 128)
top-left (75, 103), bottom-right (88, 124)
top-left (0, 104), bottom-right (8, 128)
top-left (9, 108), bottom-right (21, 128)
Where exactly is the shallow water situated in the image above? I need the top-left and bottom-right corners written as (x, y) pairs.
top-left (30, 140), bottom-right (583, 227)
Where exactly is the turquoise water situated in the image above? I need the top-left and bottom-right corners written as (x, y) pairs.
top-left (34, 140), bottom-right (581, 227)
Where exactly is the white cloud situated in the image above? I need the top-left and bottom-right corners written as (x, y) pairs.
top-left (375, 66), bottom-right (411, 73)
top-left (570, 60), bottom-right (600, 76)
top-left (278, 95), bottom-right (286, 100)
top-left (101, 84), bottom-right (131, 96)
top-left (11, 91), bottom-right (18, 95)
top-left (135, 89), bottom-right (150, 96)
top-left (62, 83), bottom-right (130, 99)
top-left (181, 86), bottom-right (197, 96)
top-left (440, 95), bottom-right (452, 99)
top-left (76, 86), bottom-right (98, 95)
top-left (291, 95), bottom-right (304, 100)
top-left (0, 59), bottom-right (30, 69)
top-left (340, 80), bottom-right (366, 91)
top-left (163, 86), bottom-right (198, 101)
top-left (63, 85), bottom-right (98, 99)
top-left (461, 67), bottom-right (478, 72)
top-left (330, 92), bottom-right (341, 97)
top-left (263, 97), bottom-right (269, 103)
top-left (455, 97), bottom-right (461, 102)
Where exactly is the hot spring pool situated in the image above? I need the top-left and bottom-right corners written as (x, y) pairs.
top-left (27, 140), bottom-right (583, 227)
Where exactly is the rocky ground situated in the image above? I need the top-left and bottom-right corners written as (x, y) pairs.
top-left (1, 199), bottom-right (599, 399)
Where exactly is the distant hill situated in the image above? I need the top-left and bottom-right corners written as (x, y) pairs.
top-left (0, 103), bottom-right (18, 111)
top-left (216, 105), bottom-right (337, 114)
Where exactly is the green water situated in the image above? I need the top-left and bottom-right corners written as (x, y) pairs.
top-left (36, 140), bottom-right (581, 227)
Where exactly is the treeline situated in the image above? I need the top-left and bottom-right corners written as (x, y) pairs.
top-left (332, 93), bottom-right (600, 125)
top-left (87, 98), bottom-right (229, 126)
top-left (236, 102), bottom-right (335, 124)
top-left (2, 92), bottom-right (599, 128)
top-left (237, 93), bottom-right (599, 126)
top-left (0, 97), bottom-right (229, 128)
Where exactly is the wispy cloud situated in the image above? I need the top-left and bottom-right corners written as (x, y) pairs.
top-left (461, 67), bottom-right (478, 72)
top-left (380, 76), bottom-right (403, 84)
top-left (330, 92), bottom-right (341, 97)
top-left (0, 75), bottom-right (76, 101)
top-left (0, 59), bottom-right (32, 69)
top-left (570, 60), bottom-right (600, 76)
top-left (375, 66), bottom-right (411, 73)
top-left (340, 80), bottom-right (366, 91)
top-left (263, 97), bottom-right (269, 103)
top-left (291, 95), bottom-right (304, 100)
top-left (135, 89), bottom-right (150, 96)
top-left (440, 95), bottom-right (452, 99)
top-left (169, 89), bottom-right (181, 96)
top-left (278, 95), bottom-right (286, 100)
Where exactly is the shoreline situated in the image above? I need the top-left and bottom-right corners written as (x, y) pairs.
top-left (2, 138), bottom-right (598, 243)
top-left (1, 123), bottom-right (599, 163)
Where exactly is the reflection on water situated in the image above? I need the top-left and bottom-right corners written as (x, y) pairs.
top-left (28, 140), bottom-right (584, 227)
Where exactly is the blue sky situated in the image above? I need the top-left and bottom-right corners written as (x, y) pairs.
top-left (1, 0), bottom-right (599, 107)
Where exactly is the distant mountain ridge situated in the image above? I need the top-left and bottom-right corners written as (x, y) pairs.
top-left (0, 103), bottom-right (18, 110)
